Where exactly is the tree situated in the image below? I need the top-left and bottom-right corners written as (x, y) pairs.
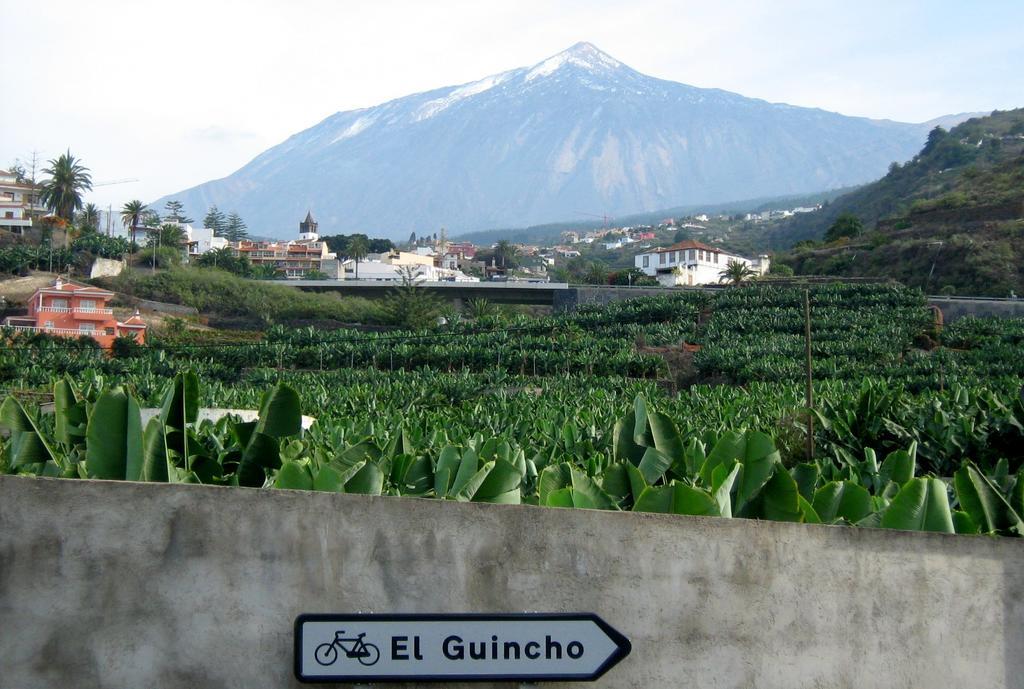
top-left (148, 223), bottom-right (186, 249)
top-left (608, 268), bottom-right (648, 285)
top-left (204, 205), bottom-right (227, 236)
top-left (164, 200), bottom-right (193, 224)
top-left (141, 209), bottom-right (161, 228)
top-left (39, 150), bottom-right (92, 220)
top-left (583, 261), bottom-right (608, 285)
top-left (224, 212), bottom-right (249, 241)
top-left (77, 203), bottom-right (101, 234)
top-left (121, 200), bottom-right (147, 249)
top-left (195, 247), bottom-right (251, 276)
top-left (382, 265), bottom-right (443, 328)
top-left (467, 297), bottom-right (495, 320)
top-left (824, 213), bottom-right (864, 242)
top-left (348, 235), bottom-right (369, 279)
top-left (72, 234), bottom-right (131, 259)
top-left (9, 161), bottom-right (27, 184)
top-left (718, 259), bottom-right (756, 286)
top-left (251, 263), bottom-right (284, 279)
top-left (922, 126), bottom-right (948, 155)
top-left (494, 240), bottom-right (519, 269)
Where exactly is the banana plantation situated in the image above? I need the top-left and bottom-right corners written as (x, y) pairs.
top-left (2, 283), bottom-right (1024, 536)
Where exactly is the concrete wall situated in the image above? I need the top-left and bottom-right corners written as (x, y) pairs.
top-left (1, 475), bottom-right (1022, 689)
top-left (929, 297), bottom-right (1024, 323)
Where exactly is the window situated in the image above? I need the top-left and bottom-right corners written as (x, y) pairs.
top-left (714, 252), bottom-right (719, 264)
top-left (642, 255), bottom-right (649, 268)
top-left (688, 249), bottom-right (695, 261)
top-left (79, 323), bottom-right (95, 333)
top-left (3, 212), bottom-right (12, 219)
top-left (105, 327), bottom-right (115, 336)
top-left (659, 253), bottom-right (666, 265)
top-left (79, 299), bottom-right (96, 311)
top-left (44, 321), bottom-right (55, 329)
top-left (51, 298), bottom-right (69, 309)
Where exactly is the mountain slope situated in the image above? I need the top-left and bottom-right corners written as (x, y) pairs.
top-left (156, 42), bottom-right (939, 239)
top-left (773, 108), bottom-right (1024, 295)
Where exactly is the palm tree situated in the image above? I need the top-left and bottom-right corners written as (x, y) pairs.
top-left (348, 235), bottom-right (369, 279)
top-left (121, 200), bottom-right (147, 250)
top-left (718, 259), bottom-right (757, 286)
top-left (77, 203), bottom-right (101, 234)
top-left (494, 240), bottom-right (518, 270)
top-left (39, 150), bottom-right (92, 220)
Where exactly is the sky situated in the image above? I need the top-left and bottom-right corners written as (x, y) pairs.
top-left (2, 0), bottom-right (1022, 210)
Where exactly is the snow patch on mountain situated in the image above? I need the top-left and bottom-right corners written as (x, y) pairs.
top-left (526, 42), bottom-right (623, 81)
top-left (330, 113), bottom-right (378, 143)
top-left (414, 69), bottom-right (521, 121)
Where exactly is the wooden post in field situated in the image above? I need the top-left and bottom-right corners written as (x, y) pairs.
top-left (803, 289), bottom-right (815, 461)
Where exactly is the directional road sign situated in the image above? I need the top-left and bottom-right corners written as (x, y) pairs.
top-left (294, 612), bottom-right (632, 683)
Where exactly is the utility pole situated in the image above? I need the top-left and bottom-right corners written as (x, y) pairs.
top-left (803, 289), bottom-right (815, 461)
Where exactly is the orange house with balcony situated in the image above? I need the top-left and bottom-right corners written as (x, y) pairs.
top-left (3, 278), bottom-right (146, 347)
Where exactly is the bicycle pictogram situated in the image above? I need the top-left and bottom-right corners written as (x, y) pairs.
top-left (314, 630), bottom-right (381, 667)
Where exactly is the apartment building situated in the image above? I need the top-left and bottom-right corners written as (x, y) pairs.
top-left (231, 212), bottom-right (341, 278)
top-left (3, 278), bottom-right (146, 347)
top-left (0, 170), bottom-right (44, 235)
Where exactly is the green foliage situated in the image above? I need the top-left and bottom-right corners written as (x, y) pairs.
top-left (72, 233), bottom-right (131, 259)
top-left (203, 206), bottom-right (227, 235)
top-left (824, 213), bottom-right (864, 242)
top-left (39, 150), bottom-right (92, 220)
top-left (135, 246), bottom-right (183, 269)
top-left (193, 247), bottom-right (251, 276)
top-left (381, 266), bottom-right (445, 328)
top-left (120, 200), bottom-right (147, 245)
top-left (4, 373), bottom-right (1021, 537)
top-left (223, 212), bottom-right (248, 242)
top-left (104, 267), bottom-right (383, 325)
top-left (163, 200), bottom-right (193, 224)
top-left (322, 233), bottom-right (393, 257)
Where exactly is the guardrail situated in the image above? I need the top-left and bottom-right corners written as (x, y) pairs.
top-left (927, 295), bottom-right (1023, 302)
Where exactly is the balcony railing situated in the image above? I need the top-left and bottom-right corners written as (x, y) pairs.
top-left (4, 325), bottom-right (105, 337)
top-left (37, 306), bottom-right (114, 315)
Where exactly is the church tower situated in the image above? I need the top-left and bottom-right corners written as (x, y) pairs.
top-left (298, 210), bottom-right (319, 241)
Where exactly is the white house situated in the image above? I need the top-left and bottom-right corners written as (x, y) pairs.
top-left (182, 225), bottom-right (228, 256)
top-left (0, 170), bottom-right (44, 234)
top-left (634, 240), bottom-right (770, 286)
top-left (342, 253), bottom-right (478, 282)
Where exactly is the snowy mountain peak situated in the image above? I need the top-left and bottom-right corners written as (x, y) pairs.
top-left (526, 41), bottom-right (623, 81)
top-left (156, 43), bottom-right (934, 239)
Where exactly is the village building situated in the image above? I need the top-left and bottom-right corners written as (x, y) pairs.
top-left (231, 211), bottom-right (342, 278)
top-left (633, 240), bottom-right (770, 286)
top-left (0, 170), bottom-right (45, 235)
top-left (342, 250), bottom-right (478, 282)
top-left (181, 224), bottom-right (228, 258)
top-left (2, 278), bottom-right (146, 346)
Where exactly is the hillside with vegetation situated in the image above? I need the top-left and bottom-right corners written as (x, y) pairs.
top-left (770, 108), bottom-right (1024, 295)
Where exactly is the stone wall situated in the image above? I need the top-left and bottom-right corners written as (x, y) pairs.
top-left (1, 475), bottom-right (1021, 689)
